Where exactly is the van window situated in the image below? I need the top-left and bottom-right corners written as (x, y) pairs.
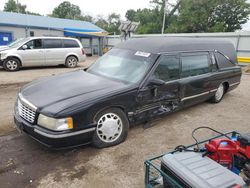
top-left (181, 52), bottom-right (210, 78)
top-left (25, 39), bottom-right (42, 49)
top-left (154, 55), bottom-right (180, 82)
top-left (63, 39), bottom-right (79, 48)
top-left (43, 39), bottom-right (62, 48)
top-left (215, 52), bottom-right (234, 69)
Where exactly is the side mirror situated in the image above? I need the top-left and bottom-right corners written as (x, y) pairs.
top-left (22, 45), bottom-right (28, 50)
top-left (148, 78), bottom-right (165, 87)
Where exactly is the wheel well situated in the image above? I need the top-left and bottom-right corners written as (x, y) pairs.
top-left (93, 106), bottom-right (126, 122)
top-left (6, 56), bottom-right (22, 66)
top-left (66, 55), bottom-right (78, 63)
top-left (223, 82), bottom-right (229, 93)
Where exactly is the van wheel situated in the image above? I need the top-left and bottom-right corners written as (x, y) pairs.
top-left (3, 57), bottom-right (21, 71)
top-left (65, 56), bottom-right (78, 68)
top-left (210, 83), bottom-right (225, 103)
top-left (92, 108), bottom-right (129, 148)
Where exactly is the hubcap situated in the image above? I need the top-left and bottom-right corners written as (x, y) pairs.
top-left (68, 57), bottom-right (77, 67)
top-left (6, 60), bottom-right (18, 70)
top-left (215, 84), bottom-right (224, 101)
top-left (96, 113), bottom-right (123, 143)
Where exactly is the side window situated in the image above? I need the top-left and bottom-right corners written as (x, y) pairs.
top-left (63, 39), bottom-right (79, 48)
top-left (181, 52), bottom-right (211, 78)
top-left (25, 39), bottom-right (42, 50)
top-left (154, 55), bottom-right (180, 82)
top-left (43, 39), bottom-right (62, 48)
top-left (215, 52), bottom-right (234, 69)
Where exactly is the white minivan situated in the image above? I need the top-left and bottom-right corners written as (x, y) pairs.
top-left (0, 37), bottom-right (86, 71)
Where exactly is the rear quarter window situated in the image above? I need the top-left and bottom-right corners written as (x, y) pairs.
top-left (43, 39), bottom-right (62, 48)
top-left (215, 52), bottom-right (235, 69)
top-left (181, 52), bottom-right (211, 78)
top-left (63, 39), bottom-right (79, 48)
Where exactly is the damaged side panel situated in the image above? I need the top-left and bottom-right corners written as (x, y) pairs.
top-left (130, 80), bottom-right (181, 123)
top-left (131, 100), bottom-right (180, 123)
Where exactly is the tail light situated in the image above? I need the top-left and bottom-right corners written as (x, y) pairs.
top-left (81, 48), bottom-right (85, 55)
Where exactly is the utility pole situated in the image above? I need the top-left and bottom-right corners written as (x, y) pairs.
top-left (16, 0), bottom-right (19, 13)
top-left (161, 0), bottom-right (182, 34)
top-left (161, 0), bottom-right (167, 34)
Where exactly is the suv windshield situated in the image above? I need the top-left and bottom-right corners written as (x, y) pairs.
top-left (87, 48), bottom-right (157, 83)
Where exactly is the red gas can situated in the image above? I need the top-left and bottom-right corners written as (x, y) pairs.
top-left (205, 138), bottom-right (238, 168)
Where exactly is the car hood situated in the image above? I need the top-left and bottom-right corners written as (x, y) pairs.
top-left (0, 46), bottom-right (9, 51)
top-left (20, 70), bottom-right (130, 116)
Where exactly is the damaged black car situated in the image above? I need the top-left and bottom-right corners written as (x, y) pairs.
top-left (14, 37), bottom-right (242, 148)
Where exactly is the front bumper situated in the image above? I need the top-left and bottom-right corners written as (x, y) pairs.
top-left (14, 113), bottom-right (96, 149)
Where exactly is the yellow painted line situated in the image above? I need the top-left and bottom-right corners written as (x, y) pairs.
top-left (238, 57), bottom-right (250, 63)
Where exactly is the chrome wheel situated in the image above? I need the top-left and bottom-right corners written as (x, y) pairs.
top-left (66, 57), bottom-right (77, 67)
top-left (96, 113), bottom-right (123, 143)
top-left (6, 60), bottom-right (18, 70)
top-left (215, 84), bottom-right (224, 101)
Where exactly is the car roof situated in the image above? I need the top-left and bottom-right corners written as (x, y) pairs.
top-left (115, 37), bottom-right (237, 63)
top-left (27, 36), bottom-right (79, 41)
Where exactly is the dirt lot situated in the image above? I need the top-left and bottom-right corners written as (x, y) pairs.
top-left (0, 59), bottom-right (250, 187)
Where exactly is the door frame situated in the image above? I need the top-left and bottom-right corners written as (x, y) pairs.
top-left (136, 53), bottom-right (181, 119)
top-left (138, 50), bottom-right (216, 109)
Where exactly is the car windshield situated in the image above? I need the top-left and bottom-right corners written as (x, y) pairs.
top-left (87, 48), bottom-right (157, 84)
top-left (8, 38), bottom-right (29, 48)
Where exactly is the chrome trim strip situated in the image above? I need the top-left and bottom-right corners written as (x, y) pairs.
top-left (19, 93), bottom-right (37, 111)
top-left (210, 89), bottom-right (217, 93)
top-left (181, 91), bottom-right (210, 101)
top-left (34, 127), bottom-right (96, 139)
top-left (229, 82), bottom-right (240, 87)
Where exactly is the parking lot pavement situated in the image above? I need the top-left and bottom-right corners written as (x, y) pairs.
top-left (0, 70), bottom-right (249, 187)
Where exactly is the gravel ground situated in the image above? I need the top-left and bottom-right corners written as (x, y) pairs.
top-left (0, 61), bottom-right (249, 187)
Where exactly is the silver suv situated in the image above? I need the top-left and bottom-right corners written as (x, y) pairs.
top-left (0, 37), bottom-right (86, 71)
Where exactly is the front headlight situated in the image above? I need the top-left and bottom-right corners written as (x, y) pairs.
top-left (38, 114), bottom-right (73, 131)
top-left (0, 53), bottom-right (6, 60)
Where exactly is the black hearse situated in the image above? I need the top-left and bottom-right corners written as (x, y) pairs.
top-left (14, 37), bottom-right (241, 148)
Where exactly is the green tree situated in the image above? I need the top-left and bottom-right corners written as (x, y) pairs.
top-left (4, 0), bottom-right (27, 13)
top-left (26, 11), bottom-right (41, 16)
top-left (51, 1), bottom-right (81, 19)
top-left (212, 0), bottom-right (250, 32)
top-left (125, 0), bottom-right (179, 34)
top-left (95, 15), bottom-right (109, 31)
top-left (95, 13), bottom-right (121, 34)
top-left (107, 13), bottom-right (121, 34)
top-left (166, 0), bottom-right (250, 33)
top-left (125, 9), bottom-right (138, 22)
top-left (79, 15), bottom-right (94, 23)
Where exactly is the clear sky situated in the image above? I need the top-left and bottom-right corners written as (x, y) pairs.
top-left (0, 0), bottom-right (151, 19)
top-left (0, 0), bottom-right (249, 31)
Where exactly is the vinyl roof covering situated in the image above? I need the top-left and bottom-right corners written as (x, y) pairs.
top-left (0, 11), bottom-right (107, 37)
top-left (115, 37), bottom-right (237, 63)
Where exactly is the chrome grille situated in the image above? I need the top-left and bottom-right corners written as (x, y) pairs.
top-left (18, 99), bottom-right (36, 123)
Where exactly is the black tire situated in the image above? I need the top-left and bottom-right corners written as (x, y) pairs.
top-left (92, 108), bottom-right (129, 148)
top-left (3, 57), bottom-right (21, 71)
top-left (65, 56), bottom-right (78, 68)
top-left (210, 83), bottom-right (225, 103)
